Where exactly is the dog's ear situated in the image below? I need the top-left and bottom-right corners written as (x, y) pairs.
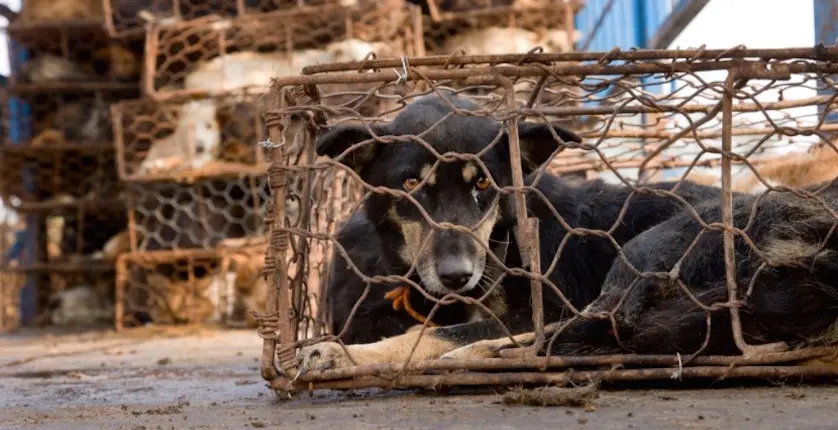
top-left (316, 123), bottom-right (388, 175)
top-left (513, 121), bottom-right (583, 174)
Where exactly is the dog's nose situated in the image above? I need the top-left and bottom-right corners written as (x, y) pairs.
top-left (436, 257), bottom-right (474, 290)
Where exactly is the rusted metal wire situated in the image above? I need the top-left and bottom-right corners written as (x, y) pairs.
top-left (103, 0), bottom-right (349, 39)
top-left (261, 48), bottom-right (838, 395)
top-left (275, 366), bottom-right (838, 392)
top-left (115, 247), bottom-right (268, 331)
top-left (125, 175), bottom-right (269, 252)
top-left (3, 24), bottom-right (143, 90)
top-left (143, 1), bottom-right (420, 101)
top-left (112, 94), bottom-right (270, 182)
top-left (0, 88), bottom-right (135, 205)
top-left (421, 0), bottom-right (582, 56)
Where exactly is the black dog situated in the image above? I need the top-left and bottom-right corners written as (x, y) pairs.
top-left (295, 91), bottom-right (723, 373)
top-left (442, 180), bottom-right (838, 361)
top-left (472, 180), bottom-right (838, 358)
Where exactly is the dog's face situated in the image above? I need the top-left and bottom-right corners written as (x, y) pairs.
top-left (316, 92), bottom-right (581, 295)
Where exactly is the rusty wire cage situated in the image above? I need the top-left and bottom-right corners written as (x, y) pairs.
top-left (125, 174), bottom-right (269, 252)
top-left (422, 0), bottom-right (580, 56)
top-left (4, 23), bottom-right (143, 90)
top-left (0, 87), bottom-right (137, 205)
top-left (112, 93), bottom-right (270, 181)
top-left (1, 200), bottom-right (126, 329)
top-left (259, 46), bottom-right (838, 395)
top-left (32, 202), bottom-right (127, 266)
top-left (103, 0), bottom-right (349, 38)
top-left (115, 240), bottom-right (277, 330)
top-left (30, 267), bottom-right (116, 327)
top-left (142, 0), bottom-right (422, 100)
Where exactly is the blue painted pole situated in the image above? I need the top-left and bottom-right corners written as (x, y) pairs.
top-left (814, 0), bottom-right (838, 124)
top-left (6, 35), bottom-right (38, 326)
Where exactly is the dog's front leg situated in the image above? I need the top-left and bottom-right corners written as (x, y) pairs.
top-left (440, 331), bottom-right (536, 360)
top-left (440, 320), bottom-right (571, 360)
top-left (295, 319), bottom-right (508, 373)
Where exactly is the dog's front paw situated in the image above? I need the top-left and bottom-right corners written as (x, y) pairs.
top-left (440, 339), bottom-right (510, 360)
top-left (295, 342), bottom-right (354, 374)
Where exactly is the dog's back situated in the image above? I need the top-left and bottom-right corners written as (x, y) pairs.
top-left (549, 180), bottom-right (838, 355)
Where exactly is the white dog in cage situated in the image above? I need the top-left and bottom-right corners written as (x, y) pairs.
top-left (183, 38), bottom-right (393, 95)
top-left (137, 38), bottom-right (391, 176)
top-left (137, 99), bottom-right (222, 175)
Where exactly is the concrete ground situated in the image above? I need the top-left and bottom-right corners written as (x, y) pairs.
top-left (2, 327), bottom-right (838, 430)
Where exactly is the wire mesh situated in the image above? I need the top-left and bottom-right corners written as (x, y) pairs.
top-left (115, 245), bottom-right (276, 329)
top-left (103, 0), bottom-right (347, 38)
top-left (0, 86), bottom-right (137, 205)
top-left (259, 46), bottom-right (838, 394)
top-left (422, 0), bottom-right (580, 56)
top-left (113, 94), bottom-right (270, 181)
top-left (126, 175), bottom-right (270, 251)
top-left (5, 25), bottom-right (142, 90)
top-left (143, 0), bottom-right (418, 99)
top-left (0, 144), bottom-right (124, 207)
top-left (34, 202), bottom-right (128, 266)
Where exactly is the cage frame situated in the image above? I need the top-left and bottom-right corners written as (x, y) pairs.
top-left (3, 22), bottom-right (142, 93)
top-left (111, 93), bottom-right (272, 183)
top-left (115, 245), bottom-right (270, 331)
top-left (259, 45), bottom-right (838, 395)
top-left (101, 0), bottom-right (356, 39)
top-left (123, 173), bottom-right (270, 252)
top-left (421, 0), bottom-right (582, 56)
top-left (141, 2), bottom-right (425, 101)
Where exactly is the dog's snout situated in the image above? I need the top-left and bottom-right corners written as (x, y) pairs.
top-left (436, 257), bottom-right (474, 290)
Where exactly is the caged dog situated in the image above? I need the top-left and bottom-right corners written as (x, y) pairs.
top-left (292, 91), bottom-right (726, 373)
top-left (445, 178), bottom-right (838, 360)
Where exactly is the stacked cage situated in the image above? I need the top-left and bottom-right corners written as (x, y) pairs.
top-left (0, 2), bottom-right (145, 329)
top-left (112, 0), bottom-right (423, 330)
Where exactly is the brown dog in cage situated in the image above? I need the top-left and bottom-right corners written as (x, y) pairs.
top-left (293, 91), bottom-right (726, 373)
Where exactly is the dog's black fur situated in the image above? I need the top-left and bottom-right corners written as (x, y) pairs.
top-left (293, 91), bottom-right (726, 372)
top-left (526, 181), bottom-right (838, 356)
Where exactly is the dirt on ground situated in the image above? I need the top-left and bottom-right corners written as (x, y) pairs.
top-left (2, 326), bottom-right (838, 430)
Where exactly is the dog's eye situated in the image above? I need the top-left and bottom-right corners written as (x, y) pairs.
top-left (474, 177), bottom-right (491, 191)
top-left (403, 178), bottom-right (421, 191)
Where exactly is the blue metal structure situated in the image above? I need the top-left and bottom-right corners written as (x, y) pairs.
top-left (574, 0), bottom-right (710, 94)
top-left (814, 0), bottom-right (838, 123)
top-left (5, 35), bottom-right (38, 326)
top-left (576, 0), bottom-right (693, 52)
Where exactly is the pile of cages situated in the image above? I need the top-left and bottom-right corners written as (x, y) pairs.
top-left (141, 0), bottom-right (421, 99)
top-left (0, 5), bottom-right (145, 329)
top-left (258, 46), bottom-right (838, 395)
top-left (113, 169), bottom-right (275, 329)
top-left (112, 0), bottom-right (421, 330)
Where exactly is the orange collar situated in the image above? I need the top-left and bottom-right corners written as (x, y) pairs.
top-left (383, 286), bottom-right (438, 327)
